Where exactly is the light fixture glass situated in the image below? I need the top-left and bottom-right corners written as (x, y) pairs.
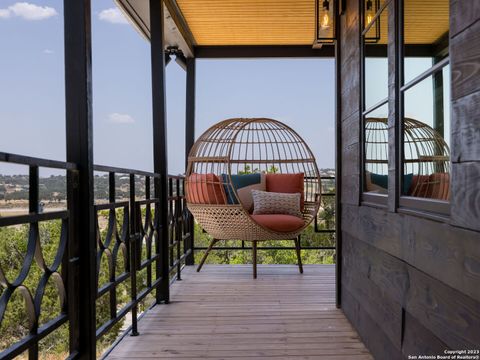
top-left (366, 0), bottom-right (374, 25)
top-left (364, 0), bottom-right (381, 43)
top-left (321, 0), bottom-right (331, 29)
top-left (314, 0), bottom-right (336, 45)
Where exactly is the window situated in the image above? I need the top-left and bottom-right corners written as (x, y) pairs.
top-left (360, 0), bottom-right (451, 214)
top-left (361, 0), bottom-right (390, 201)
top-left (400, 0), bottom-right (450, 211)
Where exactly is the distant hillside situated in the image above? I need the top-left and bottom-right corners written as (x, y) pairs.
top-left (0, 169), bottom-right (335, 201)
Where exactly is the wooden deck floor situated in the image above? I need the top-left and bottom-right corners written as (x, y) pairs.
top-left (107, 265), bottom-right (372, 359)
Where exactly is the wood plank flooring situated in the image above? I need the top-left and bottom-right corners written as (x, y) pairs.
top-left (107, 265), bottom-right (372, 359)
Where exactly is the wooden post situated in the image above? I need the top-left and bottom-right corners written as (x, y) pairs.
top-left (149, 0), bottom-right (170, 304)
top-left (432, 57), bottom-right (445, 137)
top-left (64, 0), bottom-right (96, 357)
top-left (334, 0), bottom-right (342, 309)
top-left (387, 0), bottom-right (400, 212)
top-left (185, 57), bottom-right (196, 265)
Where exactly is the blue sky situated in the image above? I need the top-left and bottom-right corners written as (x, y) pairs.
top-left (4, 1), bottom-right (452, 179)
top-left (0, 1), bottom-right (450, 177)
top-left (0, 0), bottom-right (336, 176)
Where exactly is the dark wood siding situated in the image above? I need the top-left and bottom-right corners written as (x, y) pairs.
top-left (339, 0), bottom-right (480, 357)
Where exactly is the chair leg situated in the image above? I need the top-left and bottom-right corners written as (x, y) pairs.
top-left (252, 241), bottom-right (257, 279)
top-left (294, 236), bottom-right (303, 274)
top-left (197, 238), bottom-right (218, 272)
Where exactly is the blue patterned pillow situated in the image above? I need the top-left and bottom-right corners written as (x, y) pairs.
top-left (221, 173), bottom-right (266, 211)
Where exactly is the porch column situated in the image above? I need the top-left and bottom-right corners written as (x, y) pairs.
top-left (185, 57), bottom-right (196, 265)
top-left (64, 0), bottom-right (96, 358)
top-left (149, 0), bottom-right (170, 304)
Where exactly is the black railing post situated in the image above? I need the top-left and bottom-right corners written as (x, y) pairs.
top-left (150, 0), bottom-right (170, 304)
top-left (28, 165), bottom-right (39, 360)
top-left (169, 178), bottom-right (174, 270)
top-left (108, 173), bottom-right (117, 322)
top-left (129, 174), bottom-right (139, 336)
top-left (64, 0), bottom-right (96, 358)
top-left (145, 175), bottom-right (152, 288)
top-left (175, 178), bottom-right (182, 280)
top-left (185, 57), bottom-right (196, 265)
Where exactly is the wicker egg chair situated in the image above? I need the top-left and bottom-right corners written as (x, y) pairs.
top-left (365, 117), bottom-right (450, 200)
top-left (185, 118), bottom-right (321, 278)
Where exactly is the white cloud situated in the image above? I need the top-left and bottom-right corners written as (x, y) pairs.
top-left (0, 9), bottom-right (10, 18)
top-left (42, 49), bottom-right (54, 54)
top-left (0, 2), bottom-right (58, 21)
top-left (98, 8), bottom-right (128, 24)
top-left (108, 113), bottom-right (135, 124)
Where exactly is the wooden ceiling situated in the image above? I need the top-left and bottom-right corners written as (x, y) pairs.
top-left (175, 0), bottom-right (448, 47)
top-left (117, 0), bottom-right (450, 51)
top-left (175, 0), bottom-right (316, 46)
top-left (404, 0), bottom-right (449, 45)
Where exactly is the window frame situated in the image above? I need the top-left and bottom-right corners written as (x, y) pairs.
top-left (397, 0), bottom-right (451, 216)
top-left (360, 0), bottom-right (390, 207)
top-left (359, 0), bottom-right (452, 216)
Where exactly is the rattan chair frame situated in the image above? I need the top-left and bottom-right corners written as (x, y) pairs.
top-left (185, 118), bottom-right (322, 278)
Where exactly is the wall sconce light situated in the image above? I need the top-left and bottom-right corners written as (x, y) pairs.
top-left (314, 0), bottom-right (337, 47)
top-left (364, 0), bottom-right (381, 43)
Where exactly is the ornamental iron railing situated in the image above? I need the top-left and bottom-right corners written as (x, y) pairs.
top-left (0, 152), bottom-right (333, 359)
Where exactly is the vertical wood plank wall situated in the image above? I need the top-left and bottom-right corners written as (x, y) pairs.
top-left (339, 0), bottom-right (480, 358)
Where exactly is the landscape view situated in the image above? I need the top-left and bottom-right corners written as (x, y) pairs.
top-left (0, 168), bottom-right (336, 358)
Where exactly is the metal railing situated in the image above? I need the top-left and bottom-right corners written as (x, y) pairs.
top-left (0, 153), bottom-right (193, 359)
top-left (167, 175), bottom-right (193, 282)
top-left (0, 152), bottom-right (76, 360)
top-left (92, 166), bottom-right (193, 343)
top-left (0, 152), bottom-right (334, 358)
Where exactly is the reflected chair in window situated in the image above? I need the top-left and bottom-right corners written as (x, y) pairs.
top-left (365, 117), bottom-right (450, 200)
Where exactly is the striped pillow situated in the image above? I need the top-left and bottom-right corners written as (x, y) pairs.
top-left (252, 190), bottom-right (302, 218)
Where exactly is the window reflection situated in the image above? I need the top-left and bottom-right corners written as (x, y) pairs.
top-left (402, 66), bottom-right (450, 200)
top-left (364, 103), bottom-right (389, 194)
top-left (401, 0), bottom-right (450, 202)
top-left (364, 5), bottom-right (388, 109)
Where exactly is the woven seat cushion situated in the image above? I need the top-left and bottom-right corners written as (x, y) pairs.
top-left (266, 173), bottom-right (304, 209)
top-left (187, 173), bottom-right (226, 204)
top-left (251, 214), bottom-right (305, 233)
top-left (221, 173), bottom-right (266, 211)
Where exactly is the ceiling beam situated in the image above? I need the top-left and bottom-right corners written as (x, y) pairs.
top-left (364, 44), bottom-right (441, 57)
top-left (163, 0), bottom-right (196, 53)
top-left (194, 45), bottom-right (335, 59)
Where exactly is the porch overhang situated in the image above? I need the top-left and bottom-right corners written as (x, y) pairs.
top-left (115, 0), bottom-right (195, 57)
top-left (116, 0), bottom-right (449, 59)
top-left (115, 0), bottom-right (334, 58)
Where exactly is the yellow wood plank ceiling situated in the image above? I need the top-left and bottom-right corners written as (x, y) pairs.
top-left (175, 0), bottom-right (449, 46)
top-left (176, 0), bottom-right (316, 46)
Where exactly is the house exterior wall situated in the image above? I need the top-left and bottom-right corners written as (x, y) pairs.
top-left (339, 0), bottom-right (480, 358)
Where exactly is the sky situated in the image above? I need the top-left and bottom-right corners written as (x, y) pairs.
top-left (0, 0), bottom-right (336, 177)
top-left (0, 0), bottom-right (335, 177)
top-left (0, 1), bottom-right (448, 177)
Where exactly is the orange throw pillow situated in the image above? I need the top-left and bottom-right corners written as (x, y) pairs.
top-left (187, 173), bottom-right (227, 204)
top-left (266, 173), bottom-right (304, 208)
top-left (427, 172), bottom-right (450, 201)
